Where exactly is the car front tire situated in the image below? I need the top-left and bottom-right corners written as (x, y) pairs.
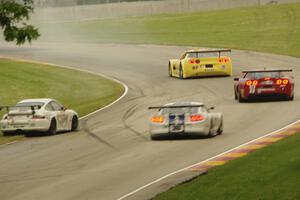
top-left (71, 115), bottom-right (79, 131)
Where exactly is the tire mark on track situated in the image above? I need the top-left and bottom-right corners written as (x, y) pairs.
top-left (122, 105), bottom-right (148, 140)
top-left (81, 120), bottom-right (117, 149)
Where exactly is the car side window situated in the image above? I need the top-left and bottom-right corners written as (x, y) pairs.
top-left (180, 53), bottom-right (186, 60)
top-left (244, 72), bottom-right (253, 78)
top-left (50, 101), bottom-right (63, 111)
top-left (186, 52), bottom-right (197, 58)
top-left (201, 107), bottom-right (208, 113)
top-left (45, 103), bottom-right (54, 111)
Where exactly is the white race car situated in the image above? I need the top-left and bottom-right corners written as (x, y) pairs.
top-left (0, 98), bottom-right (79, 136)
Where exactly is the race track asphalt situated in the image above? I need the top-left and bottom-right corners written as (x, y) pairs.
top-left (0, 42), bottom-right (299, 200)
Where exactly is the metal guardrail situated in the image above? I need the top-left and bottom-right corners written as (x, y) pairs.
top-left (34, 0), bottom-right (162, 7)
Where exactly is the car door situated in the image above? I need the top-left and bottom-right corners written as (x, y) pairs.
top-left (50, 101), bottom-right (67, 131)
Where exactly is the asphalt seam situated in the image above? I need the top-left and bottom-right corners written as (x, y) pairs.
top-left (117, 119), bottom-right (300, 200)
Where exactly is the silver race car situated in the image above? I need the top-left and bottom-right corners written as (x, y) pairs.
top-left (149, 102), bottom-right (223, 139)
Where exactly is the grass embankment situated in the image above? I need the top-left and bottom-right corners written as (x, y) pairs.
top-left (0, 59), bottom-right (124, 144)
top-left (155, 133), bottom-right (300, 200)
top-left (40, 3), bottom-right (300, 57)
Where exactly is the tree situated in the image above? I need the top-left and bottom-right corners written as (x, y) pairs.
top-left (0, 0), bottom-right (40, 45)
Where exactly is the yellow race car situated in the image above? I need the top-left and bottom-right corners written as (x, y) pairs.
top-left (169, 49), bottom-right (232, 79)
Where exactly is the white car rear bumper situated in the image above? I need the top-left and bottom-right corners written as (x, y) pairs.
top-left (0, 119), bottom-right (50, 132)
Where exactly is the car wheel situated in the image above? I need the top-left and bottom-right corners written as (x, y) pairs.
top-left (288, 95), bottom-right (294, 101)
top-left (71, 115), bottom-right (79, 131)
top-left (208, 120), bottom-right (218, 138)
top-left (179, 65), bottom-right (184, 79)
top-left (2, 131), bottom-right (11, 136)
top-left (48, 119), bottom-right (57, 135)
top-left (234, 88), bottom-right (238, 100)
top-left (208, 129), bottom-right (218, 138)
top-left (238, 90), bottom-right (245, 103)
top-left (218, 121), bottom-right (223, 135)
top-left (150, 134), bottom-right (159, 140)
top-left (168, 63), bottom-right (173, 77)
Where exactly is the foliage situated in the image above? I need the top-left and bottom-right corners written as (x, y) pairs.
top-left (0, 0), bottom-right (40, 45)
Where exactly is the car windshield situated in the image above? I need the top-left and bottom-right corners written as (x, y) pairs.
top-left (245, 71), bottom-right (287, 79)
top-left (186, 52), bottom-right (219, 58)
top-left (11, 102), bottom-right (44, 111)
top-left (160, 107), bottom-right (201, 115)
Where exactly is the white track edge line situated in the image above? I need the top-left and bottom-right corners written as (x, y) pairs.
top-left (117, 119), bottom-right (300, 200)
top-left (0, 56), bottom-right (129, 145)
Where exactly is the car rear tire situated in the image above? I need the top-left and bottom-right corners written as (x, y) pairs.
top-left (234, 88), bottom-right (238, 100)
top-left (208, 130), bottom-right (218, 138)
top-left (179, 65), bottom-right (184, 79)
top-left (150, 134), bottom-right (159, 140)
top-left (168, 63), bottom-right (173, 77)
top-left (238, 90), bottom-right (245, 103)
top-left (48, 119), bottom-right (57, 135)
top-left (208, 120), bottom-right (218, 138)
top-left (71, 115), bottom-right (79, 131)
top-left (218, 121), bottom-right (223, 135)
top-left (2, 131), bottom-right (11, 136)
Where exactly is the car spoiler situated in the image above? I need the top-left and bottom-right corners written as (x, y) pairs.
top-left (193, 49), bottom-right (231, 57)
top-left (0, 105), bottom-right (42, 115)
top-left (148, 105), bottom-right (204, 109)
top-left (242, 69), bottom-right (293, 73)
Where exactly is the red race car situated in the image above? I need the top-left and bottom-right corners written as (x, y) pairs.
top-left (234, 69), bottom-right (294, 102)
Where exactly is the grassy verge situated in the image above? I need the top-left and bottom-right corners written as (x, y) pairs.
top-left (155, 133), bottom-right (300, 200)
top-left (0, 58), bottom-right (124, 144)
top-left (39, 3), bottom-right (300, 57)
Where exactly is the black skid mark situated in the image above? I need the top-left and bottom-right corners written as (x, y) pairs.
top-left (81, 120), bottom-right (117, 150)
top-left (122, 105), bottom-right (148, 140)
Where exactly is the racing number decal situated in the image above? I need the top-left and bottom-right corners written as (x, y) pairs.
top-left (249, 85), bottom-right (256, 94)
top-left (57, 112), bottom-right (67, 128)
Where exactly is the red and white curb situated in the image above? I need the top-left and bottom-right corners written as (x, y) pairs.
top-left (188, 120), bottom-right (300, 172)
top-left (117, 120), bottom-right (300, 200)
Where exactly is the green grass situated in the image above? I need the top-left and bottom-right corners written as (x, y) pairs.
top-left (39, 3), bottom-right (300, 57)
top-left (155, 133), bottom-right (300, 200)
top-left (0, 59), bottom-right (124, 144)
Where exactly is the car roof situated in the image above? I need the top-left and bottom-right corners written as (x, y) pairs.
top-left (185, 49), bottom-right (231, 53)
top-left (18, 98), bottom-right (54, 104)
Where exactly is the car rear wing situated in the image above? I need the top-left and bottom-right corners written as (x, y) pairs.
top-left (148, 105), bottom-right (204, 109)
top-left (195, 49), bottom-right (231, 57)
top-left (0, 105), bottom-right (42, 115)
top-left (242, 69), bottom-right (293, 73)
